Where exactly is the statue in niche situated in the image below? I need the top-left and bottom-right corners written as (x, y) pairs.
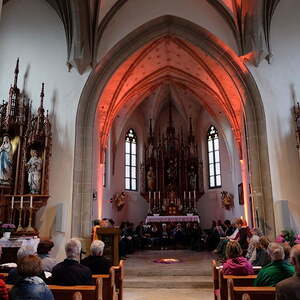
top-left (166, 159), bottom-right (177, 188)
top-left (26, 149), bottom-right (42, 194)
top-left (188, 165), bottom-right (197, 191)
top-left (0, 135), bottom-right (13, 185)
top-left (147, 166), bottom-right (155, 190)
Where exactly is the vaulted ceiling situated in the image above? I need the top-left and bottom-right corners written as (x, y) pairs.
top-left (2, 0), bottom-right (280, 73)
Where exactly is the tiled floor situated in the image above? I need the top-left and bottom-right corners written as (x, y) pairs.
top-left (123, 250), bottom-right (214, 300)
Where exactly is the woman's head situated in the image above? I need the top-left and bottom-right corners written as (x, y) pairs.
top-left (259, 236), bottom-right (270, 249)
top-left (18, 255), bottom-right (42, 277)
top-left (233, 218), bottom-right (243, 228)
top-left (226, 240), bottom-right (243, 259)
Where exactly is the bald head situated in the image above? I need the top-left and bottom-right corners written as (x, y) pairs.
top-left (267, 243), bottom-right (284, 261)
top-left (291, 244), bottom-right (300, 270)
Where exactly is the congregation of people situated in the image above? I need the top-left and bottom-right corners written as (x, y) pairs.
top-left (212, 217), bottom-right (300, 299)
top-left (0, 237), bottom-right (111, 299)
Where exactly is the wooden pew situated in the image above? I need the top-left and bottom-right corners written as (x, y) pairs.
top-left (228, 279), bottom-right (276, 300)
top-left (92, 267), bottom-right (118, 300)
top-left (6, 279), bottom-right (103, 300)
top-left (212, 260), bottom-right (219, 300)
top-left (113, 260), bottom-right (124, 300)
top-left (219, 270), bottom-right (257, 300)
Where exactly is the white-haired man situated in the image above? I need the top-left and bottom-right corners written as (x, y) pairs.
top-left (276, 244), bottom-right (300, 299)
top-left (254, 242), bottom-right (294, 286)
top-left (51, 239), bottom-right (92, 285)
top-left (81, 240), bottom-right (111, 274)
top-left (6, 244), bottom-right (48, 284)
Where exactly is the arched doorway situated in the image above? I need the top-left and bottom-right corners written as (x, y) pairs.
top-left (72, 15), bottom-right (274, 239)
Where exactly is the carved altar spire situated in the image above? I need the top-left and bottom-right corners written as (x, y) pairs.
top-left (188, 117), bottom-right (195, 144)
top-left (39, 82), bottom-right (45, 113)
top-left (14, 58), bottom-right (19, 88)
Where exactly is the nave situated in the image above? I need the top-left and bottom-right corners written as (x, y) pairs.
top-left (123, 250), bottom-right (213, 300)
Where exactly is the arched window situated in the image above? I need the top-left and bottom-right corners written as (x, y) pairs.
top-left (207, 125), bottom-right (221, 188)
top-left (125, 129), bottom-right (137, 191)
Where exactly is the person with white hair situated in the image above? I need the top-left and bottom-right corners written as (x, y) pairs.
top-left (254, 242), bottom-right (295, 286)
top-left (7, 244), bottom-right (47, 284)
top-left (276, 244), bottom-right (300, 299)
top-left (81, 240), bottom-right (111, 274)
top-left (51, 239), bottom-right (92, 285)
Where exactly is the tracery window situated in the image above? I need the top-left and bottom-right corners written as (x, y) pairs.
top-left (125, 129), bottom-right (137, 191)
top-left (207, 125), bottom-right (222, 188)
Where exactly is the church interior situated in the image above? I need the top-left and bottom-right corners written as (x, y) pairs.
top-left (0, 0), bottom-right (300, 299)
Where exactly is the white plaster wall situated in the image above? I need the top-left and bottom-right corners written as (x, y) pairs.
top-left (97, 0), bottom-right (238, 60)
top-left (0, 0), bottom-right (89, 259)
top-left (197, 110), bottom-right (243, 229)
top-left (248, 0), bottom-right (300, 235)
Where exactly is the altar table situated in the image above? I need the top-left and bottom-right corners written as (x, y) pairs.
top-left (145, 215), bottom-right (200, 224)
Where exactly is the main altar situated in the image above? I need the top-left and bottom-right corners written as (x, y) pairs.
top-left (141, 102), bottom-right (204, 218)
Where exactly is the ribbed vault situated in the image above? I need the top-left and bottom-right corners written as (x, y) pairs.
top-left (72, 15), bottom-right (275, 239)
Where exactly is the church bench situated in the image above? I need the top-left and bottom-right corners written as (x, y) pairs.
top-left (219, 270), bottom-right (257, 300)
top-left (6, 278), bottom-right (103, 300)
top-left (227, 279), bottom-right (275, 300)
top-left (212, 260), bottom-right (219, 300)
top-left (112, 260), bottom-right (124, 300)
top-left (92, 267), bottom-right (118, 300)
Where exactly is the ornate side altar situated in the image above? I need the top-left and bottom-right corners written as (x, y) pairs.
top-left (141, 102), bottom-right (204, 216)
top-left (0, 59), bottom-right (51, 235)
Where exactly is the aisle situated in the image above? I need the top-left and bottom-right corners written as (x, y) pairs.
top-left (123, 250), bottom-right (214, 300)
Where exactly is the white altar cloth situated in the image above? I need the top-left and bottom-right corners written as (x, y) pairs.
top-left (145, 215), bottom-right (200, 224)
top-left (0, 236), bottom-right (40, 251)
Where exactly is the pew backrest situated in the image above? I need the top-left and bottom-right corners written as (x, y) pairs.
top-left (212, 260), bottom-right (219, 300)
top-left (228, 279), bottom-right (275, 300)
top-left (73, 292), bottom-right (83, 300)
top-left (93, 267), bottom-right (117, 300)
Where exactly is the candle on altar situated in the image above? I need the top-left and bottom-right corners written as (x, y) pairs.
top-left (30, 195), bottom-right (33, 208)
top-left (149, 191), bottom-right (151, 199)
top-left (159, 191), bottom-right (161, 199)
top-left (184, 191), bottom-right (186, 199)
top-left (194, 190), bottom-right (196, 199)
top-left (11, 196), bottom-right (14, 209)
top-left (189, 191), bottom-right (191, 199)
top-left (20, 196), bottom-right (23, 209)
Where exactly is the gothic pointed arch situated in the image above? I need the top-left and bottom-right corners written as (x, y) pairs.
top-left (72, 15), bottom-right (274, 239)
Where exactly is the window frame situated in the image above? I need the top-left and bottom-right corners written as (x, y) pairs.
top-left (124, 128), bottom-right (138, 191)
top-left (207, 125), bottom-right (222, 189)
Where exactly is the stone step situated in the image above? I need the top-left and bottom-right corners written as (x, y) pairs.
top-left (124, 275), bottom-right (213, 289)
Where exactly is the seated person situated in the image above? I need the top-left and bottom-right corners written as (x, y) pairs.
top-left (246, 228), bottom-right (263, 260)
top-left (81, 240), bottom-right (110, 274)
top-left (251, 236), bottom-right (271, 267)
top-left (7, 245), bottom-right (47, 284)
top-left (9, 255), bottom-right (54, 300)
top-left (37, 240), bottom-right (59, 272)
top-left (254, 243), bottom-right (295, 286)
top-left (0, 246), bottom-right (8, 300)
top-left (51, 239), bottom-right (92, 285)
top-left (276, 244), bottom-right (300, 300)
top-left (223, 240), bottom-right (254, 275)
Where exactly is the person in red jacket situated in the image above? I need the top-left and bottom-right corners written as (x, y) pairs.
top-left (223, 240), bottom-right (254, 275)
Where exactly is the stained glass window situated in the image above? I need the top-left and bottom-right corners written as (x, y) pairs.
top-left (208, 125), bottom-right (222, 188)
top-left (125, 129), bottom-right (137, 191)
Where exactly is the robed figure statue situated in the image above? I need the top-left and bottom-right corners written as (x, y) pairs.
top-left (0, 135), bottom-right (13, 185)
top-left (26, 149), bottom-right (42, 194)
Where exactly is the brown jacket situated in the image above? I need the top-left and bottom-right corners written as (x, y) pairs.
top-left (276, 273), bottom-right (300, 300)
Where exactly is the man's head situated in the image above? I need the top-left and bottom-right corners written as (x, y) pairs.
top-left (290, 244), bottom-right (300, 272)
top-left (65, 238), bottom-right (81, 261)
top-left (17, 245), bottom-right (36, 261)
top-left (267, 242), bottom-right (284, 262)
top-left (90, 240), bottom-right (105, 257)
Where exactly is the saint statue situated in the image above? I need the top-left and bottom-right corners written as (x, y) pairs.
top-left (188, 165), bottom-right (197, 190)
top-left (26, 149), bottom-right (42, 194)
top-left (147, 166), bottom-right (155, 190)
top-left (0, 135), bottom-right (13, 185)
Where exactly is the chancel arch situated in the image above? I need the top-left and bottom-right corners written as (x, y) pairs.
top-left (72, 15), bottom-right (275, 239)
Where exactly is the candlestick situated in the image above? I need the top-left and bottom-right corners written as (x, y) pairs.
top-left (189, 191), bottom-right (191, 199)
top-left (159, 191), bottom-right (161, 199)
top-left (30, 195), bottom-right (33, 208)
top-left (11, 196), bottom-right (14, 209)
top-left (194, 190), bottom-right (196, 199)
top-left (20, 196), bottom-right (23, 209)
top-left (184, 191), bottom-right (186, 199)
top-left (149, 191), bottom-right (151, 199)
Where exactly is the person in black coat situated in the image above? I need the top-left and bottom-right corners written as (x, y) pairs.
top-left (81, 240), bottom-right (111, 274)
top-left (51, 239), bottom-right (92, 286)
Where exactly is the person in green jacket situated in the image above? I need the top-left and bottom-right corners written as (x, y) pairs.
top-left (254, 242), bottom-right (295, 286)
